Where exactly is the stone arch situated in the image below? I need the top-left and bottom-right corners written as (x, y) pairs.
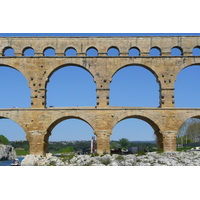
top-left (0, 115), bottom-right (28, 141)
top-left (171, 46), bottom-right (183, 56)
top-left (86, 47), bottom-right (98, 56)
top-left (192, 46), bottom-right (200, 56)
top-left (175, 64), bottom-right (200, 107)
top-left (2, 46), bottom-right (15, 56)
top-left (111, 63), bottom-right (159, 80)
top-left (22, 47), bottom-right (35, 56)
top-left (107, 46), bottom-right (120, 56)
top-left (46, 63), bottom-right (95, 87)
top-left (46, 64), bottom-right (96, 107)
top-left (149, 46), bottom-right (161, 56)
top-left (0, 64), bottom-right (31, 108)
top-left (43, 46), bottom-right (56, 56)
top-left (112, 114), bottom-right (162, 149)
top-left (47, 116), bottom-right (94, 134)
top-left (64, 47), bottom-right (77, 56)
top-left (110, 64), bottom-right (161, 107)
top-left (128, 47), bottom-right (140, 56)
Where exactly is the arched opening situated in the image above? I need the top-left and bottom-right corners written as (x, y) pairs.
top-left (149, 47), bottom-right (161, 56)
top-left (47, 118), bottom-right (94, 154)
top-left (107, 47), bottom-right (119, 56)
top-left (65, 47), bottom-right (77, 56)
top-left (0, 118), bottom-right (29, 158)
top-left (171, 46), bottom-right (183, 56)
top-left (111, 117), bottom-right (159, 152)
top-left (129, 47), bottom-right (140, 56)
top-left (3, 47), bottom-right (15, 56)
top-left (43, 47), bottom-right (56, 56)
top-left (86, 47), bottom-right (98, 56)
top-left (23, 47), bottom-right (35, 56)
top-left (175, 65), bottom-right (200, 107)
top-left (0, 66), bottom-right (31, 108)
top-left (46, 65), bottom-right (96, 107)
top-left (110, 65), bottom-right (160, 107)
top-left (177, 117), bottom-right (200, 149)
top-left (192, 46), bottom-right (200, 56)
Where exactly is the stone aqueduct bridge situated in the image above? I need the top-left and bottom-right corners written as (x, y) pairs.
top-left (1, 36), bottom-right (200, 156)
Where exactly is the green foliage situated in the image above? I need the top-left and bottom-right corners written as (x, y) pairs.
top-left (0, 135), bottom-right (9, 145)
top-left (119, 138), bottom-right (130, 149)
top-left (11, 141), bottom-right (29, 151)
top-left (15, 150), bottom-right (29, 156)
top-left (137, 150), bottom-right (146, 156)
top-left (60, 146), bottom-right (74, 153)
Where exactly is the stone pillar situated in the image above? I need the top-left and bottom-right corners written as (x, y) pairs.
top-left (160, 88), bottom-right (175, 107)
top-left (29, 76), bottom-right (47, 108)
top-left (95, 130), bottom-right (112, 154)
top-left (162, 130), bottom-right (177, 152)
top-left (96, 78), bottom-right (110, 107)
top-left (159, 71), bottom-right (176, 108)
top-left (27, 130), bottom-right (46, 157)
top-left (155, 130), bottom-right (163, 149)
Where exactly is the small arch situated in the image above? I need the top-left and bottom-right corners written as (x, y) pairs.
top-left (149, 47), bottom-right (161, 56)
top-left (192, 46), bottom-right (200, 56)
top-left (3, 47), bottom-right (15, 56)
top-left (129, 47), bottom-right (140, 56)
top-left (86, 47), bottom-right (98, 56)
top-left (171, 46), bottom-right (183, 56)
top-left (23, 47), bottom-right (35, 56)
top-left (43, 47), bottom-right (56, 56)
top-left (107, 46), bottom-right (120, 56)
top-left (65, 47), bottom-right (77, 56)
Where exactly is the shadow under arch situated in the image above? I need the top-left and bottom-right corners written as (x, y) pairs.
top-left (175, 64), bottom-right (200, 107)
top-left (112, 115), bottom-right (162, 149)
top-left (110, 64), bottom-right (161, 107)
top-left (0, 64), bottom-right (31, 108)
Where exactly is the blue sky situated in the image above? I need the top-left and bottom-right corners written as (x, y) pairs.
top-left (1, 33), bottom-right (200, 142)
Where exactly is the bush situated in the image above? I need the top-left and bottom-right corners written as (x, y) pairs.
top-left (0, 135), bottom-right (9, 145)
top-left (100, 156), bottom-right (111, 166)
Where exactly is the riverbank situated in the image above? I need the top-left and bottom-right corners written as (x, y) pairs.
top-left (21, 151), bottom-right (200, 166)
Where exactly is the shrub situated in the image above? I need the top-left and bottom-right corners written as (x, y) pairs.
top-left (0, 135), bottom-right (9, 145)
top-left (100, 156), bottom-right (111, 166)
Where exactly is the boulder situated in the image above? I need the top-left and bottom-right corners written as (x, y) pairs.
top-left (0, 144), bottom-right (17, 161)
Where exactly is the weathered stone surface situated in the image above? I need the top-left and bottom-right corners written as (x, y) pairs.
top-left (0, 145), bottom-right (16, 161)
top-left (0, 36), bottom-right (200, 156)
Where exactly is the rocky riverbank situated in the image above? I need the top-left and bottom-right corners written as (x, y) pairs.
top-left (21, 151), bottom-right (200, 166)
top-left (0, 144), bottom-right (16, 161)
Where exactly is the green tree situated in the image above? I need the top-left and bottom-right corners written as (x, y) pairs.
top-left (119, 138), bottom-right (130, 149)
top-left (0, 135), bottom-right (9, 145)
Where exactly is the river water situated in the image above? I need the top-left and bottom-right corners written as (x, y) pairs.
top-left (0, 157), bottom-right (24, 166)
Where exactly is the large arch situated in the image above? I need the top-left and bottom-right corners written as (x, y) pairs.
top-left (45, 116), bottom-right (95, 153)
top-left (46, 65), bottom-right (96, 107)
top-left (0, 65), bottom-right (31, 108)
top-left (111, 115), bottom-right (162, 149)
top-left (0, 116), bottom-right (27, 141)
top-left (175, 65), bottom-right (200, 107)
top-left (110, 65), bottom-right (160, 107)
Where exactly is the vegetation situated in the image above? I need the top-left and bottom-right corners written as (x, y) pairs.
top-left (177, 118), bottom-right (200, 146)
top-left (119, 138), bottom-right (130, 149)
top-left (0, 135), bottom-right (9, 145)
